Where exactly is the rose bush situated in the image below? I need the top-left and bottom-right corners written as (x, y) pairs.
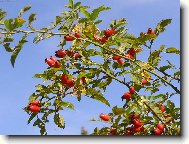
top-left (0, 0), bottom-right (180, 135)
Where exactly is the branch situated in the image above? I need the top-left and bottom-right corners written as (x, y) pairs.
top-left (0, 29), bottom-right (68, 36)
top-left (154, 67), bottom-right (180, 82)
top-left (80, 38), bottom-right (180, 94)
top-left (100, 67), bottom-right (171, 134)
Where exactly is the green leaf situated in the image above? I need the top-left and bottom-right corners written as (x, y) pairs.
top-left (148, 94), bottom-right (165, 101)
top-left (113, 19), bottom-right (128, 29)
top-left (155, 19), bottom-right (172, 34)
top-left (56, 16), bottom-right (62, 25)
top-left (33, 73), bottom-right (45, 79)
top-left (80, 7), bottom-right (90, 18)
top-left (112, 106), bottom-right (125, 116)
top-left (131, 73), bottom-right (142, 83)
top-left (0, 9), bottom-right (6, 21)
top-left (94, 20), bottom-right (102, 25)
top-left (33, 118), bottom-right (41, 126)
top-left (93, 127), bottom-right (99, 135)
top-left (174, 71), bottom-right (180, 78)
top-left (90, 5), bottom-right (111, 20)
top-left (166, 47), bottom-right (180, 54)
top-left (69, 0), bottom-right (74, 8)
top-left (89, 118), bottom-right (101, 122)
top-left (133, 83), bottom-right (143, 92)
top-left (39, 125), bottom-right (47, 135)
top-left (74, 2), bottom-right (81, 9)
top-left (11, 34), bottom-right (28, 67)
top-left (58, 101), bottom-right (75, 110)
top-left (148, 45), bottom-right (165, 66)
top-left (78, 18), bottom-right (88, 23)
top-left (159, 65), bottom-right (172, 72)
top-left (19, 5), bottom-right (31, 17)
top-left (86, 88), bottom-right (110, 106)
top-left (4, 19), bottom-right (14, 31)
top-left (28, 93), bottom-right (38, 103)
top-left (33, 118), bottom-right (47, 135)
top-left (28, 113), bottom-right (37, 124)
top-left (92, 94), bottom-right (110, 107)
top-left (54, 113), bottom-right (65, 128)
top-left (114, 116), bottom-right (122, 126)
top-left (3, 37), bottom-right (14, 42)
top-left (153, 106), bottom-right (162, 115)
top-left (44, 102), bottom-right (51, 108)
top-left (167, 100), bottom-right (175, 110)
top-left (28, 13), bottom-right (36, 25)
top-left (3, 43), bottom-right (14, 52)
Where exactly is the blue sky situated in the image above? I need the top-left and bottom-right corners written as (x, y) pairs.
top-left (0, 0), bottom-right (180, 135)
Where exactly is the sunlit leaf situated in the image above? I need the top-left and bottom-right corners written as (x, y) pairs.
top-left (54, 113), bottom-right (65, 128)
top-left (19, 5), bottom-right (31, 17)
top-left (166, 47), bottom-right (180, 54)
top-left (90, 5), bottom-right (111, 20)
top-left (11, 33), bottom-right (28, 67)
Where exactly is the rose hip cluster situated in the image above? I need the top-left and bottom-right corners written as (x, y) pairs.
top-left (45, 31), bottom-right (82, 68)
top-left (112, 47), bottom-right (137, 65)
top-left (45, 56), bottom-right (61, 68)
top-left (45, 50), bottom-right (82, 68)
top-left (94, 28), bottom-right (116, 44)
top-left (61, 74), bottom-right (75, 88)
top-left (122, 86), bottom-right (135, 100)
top-left (28, 100), bottom-right (41, 113)
top-left (64, 32), bottom-right (81, 41)
top-left (125, 114), bottom-right (144, 135)
top-left (154, 123), bottom-right (164, 135)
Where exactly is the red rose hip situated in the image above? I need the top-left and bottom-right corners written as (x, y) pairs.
top-left (156, 123), bottom-right (164, 131)
top-left (125, 54), bottom-right (134, 60)
top-left (131, 113), bottom-right (138, 119)
top-left (104, 29), bottom-right (115, 38)
top-left (100, 37), bottom-right (108, 44)
top-left (122, 92), bottom-right (132, 100)
top-left (45, 58), bottom-right (55, 67)
top-left (147, 28), bottom-right (155, 35)
top-left (30, 100), bottom-right (40, 106)
top-left (64, 35), bottom-right (75, 41)
top-left (129, 86), bottom-right (135, 94)
top-left (55, 49), bottom-right (67, 58)
top-left (100, 114), bottom-right (110, 121)
top-left (127, 48), bottom-right (136, 57)
top-left (66, 79), bottom-right (75, 88)
top-left (133, 119), bottom-right (142, 128)
top-left (61, 74), bottom-right (68, 84)
top-left (74, 32), bottom-right (81, 38)
top-left (112, 55), bottom-right (121, 60)
top-left (54, 61), bottom-right (61, 68)
top-left (29, 105), bottom-right (40, 113)
top-left (74, 53), bottom-right (82, 60)
top-left (160, 105), bottom-right (165, 112)
top-left (154, 128), bottom-right (162, 135)
top-left (50, 56), bottom-right (57, 62)
top-left (141, 78), bottom-right (147, 85)
top-left (117, 58), bottom-right (124, 65)
top-left (67, 50), bottom-right (75, 57)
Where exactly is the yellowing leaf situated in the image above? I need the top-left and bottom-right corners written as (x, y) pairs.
top-left (72, 23), bottom-right (82, 33)
top-left (81, 89), bottom-right (86, 94)
top-left (15, 17), bottom-right (25, 23)
top-left (83, 22), bottom-right (98, 35)
top-left (141, 70), bottom-right (151, 80)
top-left (135, 48), bottom-right (143, 54)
